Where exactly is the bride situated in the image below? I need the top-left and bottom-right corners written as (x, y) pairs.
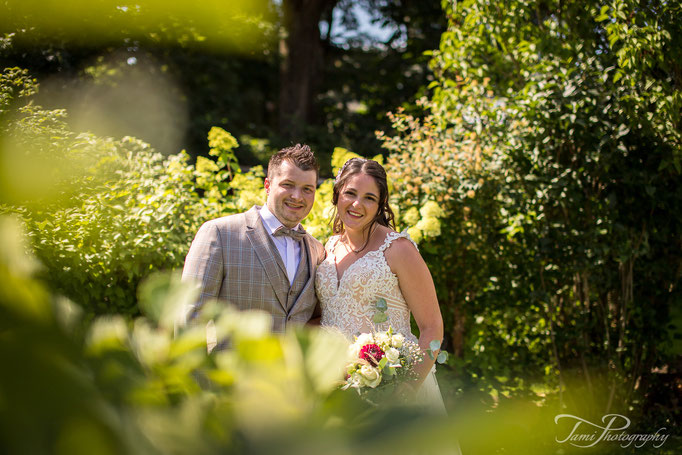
top-left (315, 157), bottom-right (448, 412)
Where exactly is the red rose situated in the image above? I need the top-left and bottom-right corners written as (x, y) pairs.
top-left (359, 343), bottom-right (385, 366)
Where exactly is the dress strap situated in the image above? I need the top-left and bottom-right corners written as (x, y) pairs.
top-left (378, 230), bottom-right (419, 252)
top-left (325, 235), bottom-right (341, 252)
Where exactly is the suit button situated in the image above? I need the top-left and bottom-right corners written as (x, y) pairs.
top-left (289, 289), bottom-right (295, 296)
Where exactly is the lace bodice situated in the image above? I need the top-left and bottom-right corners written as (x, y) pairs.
top-left (315, 231), bottom-right (419, 342)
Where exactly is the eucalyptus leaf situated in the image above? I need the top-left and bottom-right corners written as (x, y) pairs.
top-left (375, 298), bottom-right (388, 312)
top-left (372, 312), bottom-right (388, 324)
top-left (436, 351), bottom-right (449, 364)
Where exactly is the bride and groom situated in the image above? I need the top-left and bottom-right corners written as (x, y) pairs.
top-left (182, 144), bottom-right (446, 411)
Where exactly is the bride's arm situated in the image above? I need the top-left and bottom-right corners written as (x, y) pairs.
top-left (385, 237), bottom-right (444, 388)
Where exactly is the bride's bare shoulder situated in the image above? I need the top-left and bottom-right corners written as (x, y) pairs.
top-left (384, 235), bottom-right (424, 276)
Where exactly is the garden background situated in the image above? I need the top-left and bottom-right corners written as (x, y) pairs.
top-left (1, 0), bottom-right (680, 453)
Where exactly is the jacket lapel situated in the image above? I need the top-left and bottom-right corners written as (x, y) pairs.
top-left (244, 206), bottom-right (288, 310)
top-left (289, 234), bottom-right (317, 314)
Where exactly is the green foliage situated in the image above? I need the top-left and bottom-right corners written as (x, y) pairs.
top-left (302, 178), bottom-right (334, 241)
top-left (0, 69), bottom-right (263, 315)
top-left (237, 134), bottom-right (278, 166)
top-left (317, 1), bottom-right (447, 161)
top-left (380, 0), bottom-right (682, 429)
top-left (14, 142), bottom-right (232, 316)
top-left (1, 0), bottom-right (447, 173)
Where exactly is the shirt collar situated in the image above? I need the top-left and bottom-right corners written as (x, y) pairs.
top-left (260, 204), bottom-right (301, 235)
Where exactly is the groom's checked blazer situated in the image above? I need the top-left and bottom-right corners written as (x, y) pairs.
top-left (182, 205), bottom-right (325, 333)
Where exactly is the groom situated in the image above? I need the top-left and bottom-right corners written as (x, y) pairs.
top-left (181, 144), bottom-right (324, 342)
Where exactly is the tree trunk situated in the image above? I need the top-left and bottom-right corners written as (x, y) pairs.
top-left (279, 0), bottom-right (336, 140)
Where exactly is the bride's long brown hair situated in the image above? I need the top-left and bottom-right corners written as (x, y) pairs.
top-left (331, 158), bottom-right (396, 242)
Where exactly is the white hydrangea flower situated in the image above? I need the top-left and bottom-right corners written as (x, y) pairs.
top-left (415, 216), bottom-right (441, 237)
top-left (406, 226), bottom-right (423, 243)
top-left (419, 200), bottom-right (445, 218)
top-left (402, 207), bottom-right (420, 225)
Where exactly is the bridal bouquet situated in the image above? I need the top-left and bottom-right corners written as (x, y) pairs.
top-left (342, 326), bottom-right (423, 394)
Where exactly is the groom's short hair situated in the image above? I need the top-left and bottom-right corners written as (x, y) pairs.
top-left (268, 144), bottom-right (319, 181)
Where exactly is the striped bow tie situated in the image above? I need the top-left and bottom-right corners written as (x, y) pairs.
top-left (273, 225), bottom-right (306, 241)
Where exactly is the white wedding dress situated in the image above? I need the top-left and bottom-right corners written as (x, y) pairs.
top-left (315, 231), bottom-right (448, 414)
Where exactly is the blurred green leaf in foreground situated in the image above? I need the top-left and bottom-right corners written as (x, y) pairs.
top-left (0, 0), bottom-right (276, 53)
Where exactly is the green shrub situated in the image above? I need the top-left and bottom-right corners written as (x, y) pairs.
top-left (0, 68), bottom-right (254, 315)
top-left (379, 0), bottom-right (682, 429)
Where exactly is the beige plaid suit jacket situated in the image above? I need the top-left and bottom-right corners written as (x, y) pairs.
top-left (181, 205), bottom-right (325, 333)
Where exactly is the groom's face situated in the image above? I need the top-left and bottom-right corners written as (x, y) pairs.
top-left (264, 160), bottom-right (317, 228)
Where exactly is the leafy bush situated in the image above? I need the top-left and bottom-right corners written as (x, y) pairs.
top-left (0, 68), bottom-right (255, 315)
top-left (379, 0), bottom-right (682, 430)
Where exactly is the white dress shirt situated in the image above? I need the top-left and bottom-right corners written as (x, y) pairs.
top-left (259, 205), bottom-right (302, 286)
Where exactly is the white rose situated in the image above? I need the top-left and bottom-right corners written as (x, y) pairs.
top-left (391, 333), bottom-right (404, 348)
top-left (358, 365), bottom-right (382, 388)
top-left (385, 347), bottom-right (400, 364)
top-left (351, 333), bottom-right (375, 359)
top-left (355, 333), bottom-right (374, 347)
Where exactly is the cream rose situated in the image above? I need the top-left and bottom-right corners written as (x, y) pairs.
top-left (391, 333), bottom-right (404, 348)
top-left (358, 365), bottom-right (382, 388)
top-left (385, 347), bottom-right (400, 364)
top-left (350, 333), bottom-right (375, 358)
top-left (355, 333), bottom-right (374, 347)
